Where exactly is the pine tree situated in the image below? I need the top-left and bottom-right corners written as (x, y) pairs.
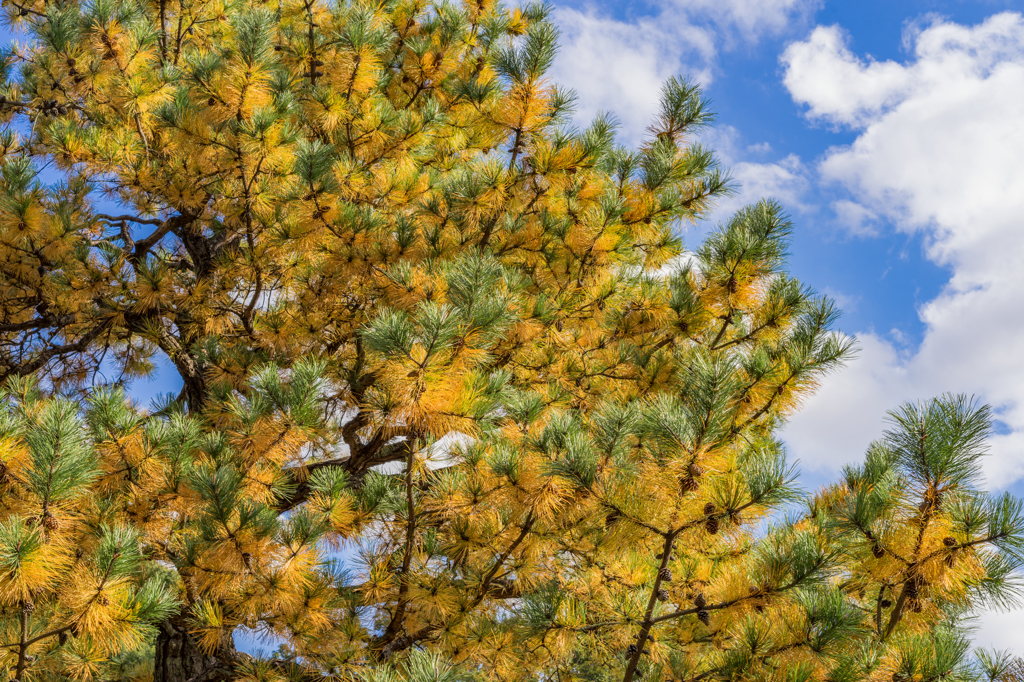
top-left (0, 1), bottom-right (1022, 681)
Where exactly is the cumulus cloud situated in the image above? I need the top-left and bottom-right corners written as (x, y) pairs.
top-left (781, 25), bottom-right (913, 127)
top-left (550, 8), bottom-right (715, 142)
top-left (551, 0), bottom-right (821, 146)
top-left (730, 155), bottom-right (812, 211)
top-left (672, 0), bottom-right (822, 41)
top-left (780, 12), bottom-right (1024, 488)
top-left (687, 126), bottom-right (816, 232)
top-left (822, 287), bottom-right (861, 315)
top-left (708, 146), bottom-right (814, 231)
top-left (831, 199), bottom-right (879, 236)
top-left (685, 153), bottom-right (813, 240)
top-left (972, 605), bottom-right (1024, 653)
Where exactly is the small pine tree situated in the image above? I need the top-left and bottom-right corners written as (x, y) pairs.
top-left (0, 378), bottom-right (178, 681)
top-left (803, 396), bottom-right (1024, 682)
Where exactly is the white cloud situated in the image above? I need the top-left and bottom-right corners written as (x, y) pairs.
top-left (731, 154), bottom-right (811, 211)
top-left (780, 12), bottom-right (1024, 491)
top-left (551, 8), bottom-right (715, 143)
top-left (832, 199), bottom-right (878, 236)
top-left (551, 0), bottom-right (821, 146)
top-left (823, 287), bottom-right (861, 315)
top-left (674, 126), bottom-right (817, 242)
top-left (971, 606), bottom-right (1024, 653)
top-left (781, 25), bottom-right (913, 127)
top-left (783, 333), bottom-right (909, 474)
top-left (672, 0), bottom-right (821, 41)
top-left (783, 13), bottom-right (1024, 128)
top-left (702, 150), bottom-right (814, 227)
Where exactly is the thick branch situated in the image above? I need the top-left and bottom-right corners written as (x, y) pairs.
top-left (273, 439), bottom-right (414, 514)
top-left (623, 532), bottom-right (677, 682)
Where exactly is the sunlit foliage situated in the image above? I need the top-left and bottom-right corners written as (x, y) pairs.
top-left (0, 0), bottom-right (1022, 681)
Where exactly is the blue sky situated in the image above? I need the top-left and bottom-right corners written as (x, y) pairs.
top-left (545, 0), bottom-right (1024, 649)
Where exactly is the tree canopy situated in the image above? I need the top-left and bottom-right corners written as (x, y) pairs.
top-left (0, 0), bottom-right (1022, 681)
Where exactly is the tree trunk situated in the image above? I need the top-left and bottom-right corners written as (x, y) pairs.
top-left (153, 609), bottom-right (236, 682)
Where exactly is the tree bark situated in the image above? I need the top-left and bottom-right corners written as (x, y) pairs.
top-left (153, 609), bottom-right (236, 682)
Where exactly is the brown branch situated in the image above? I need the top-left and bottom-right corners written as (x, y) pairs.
top-left (95, 213), bottom-right (165, 226)
top-left (273, 439), bottom-right (413, 514)
top-left (623, 532), bottom-right (676, 682)
top-left (379, 445), bottom-right (419, 645)
top-left (14, 603), bottom-right (29, 681)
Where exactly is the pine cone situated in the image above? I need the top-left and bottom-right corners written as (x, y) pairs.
top-left (705, 517), bottom-right (719, 535)
top-left (943, 536), bottom-right (956, 547)
top-left (657, 588), bottom-right (669, 602)
top-left (680, 477), bottom-right (699, 493)
top-left (688, 463), bottom-right (703, 478)
top-left (703, 502), bottom-right (716, 516)
top-left (658, 567), bottom-right (672, 582)
top-left (697, 610), bottom-right (710, 626)
top-left (42, 513), bottom-right (59, 531)
top-left (693, 593), bottom-right (706, 609)
top-left (208, 97), bottom-right (216, 106)
top-left (100, 595), bottom-right (109, 607)
top-left (880, 599), bottom-right (892, 608)
top-left (626, 644), bottom-right (638, 656)
top-left (21, 599), bottom-right (34, 615)
top-left (872, 543), bottom-right (885, 558)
